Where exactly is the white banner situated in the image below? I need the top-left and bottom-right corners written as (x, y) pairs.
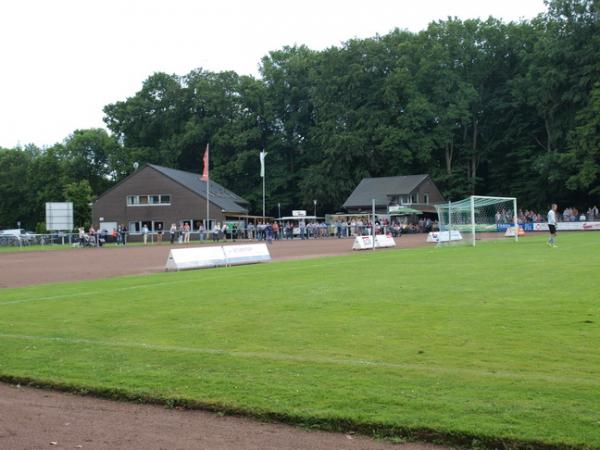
top-left (504, 226), bottom-right (525, 237)
top-left (292, 210), bottom-right (307, 217)
top-left (426, 230), bottom-right (463, 243)
top-left (531, 221), bottom-right (600, 231)
top-left (222, 243), bottom-right (271, 265)
top-left (352, 235), bottom-right (396, 250)
top-left (166, 246), bottom-right (226, 271)
top-left (353, 235), bottom-right (373, 250)
top-left (375, 234), bottom-right (396, 248)
top-left (166, 244), bottom-right (272, 271)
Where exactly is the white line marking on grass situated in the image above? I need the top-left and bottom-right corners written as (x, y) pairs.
top-left (0, 258), bottom-right (371, 307)
top-left (0, 333), bottom-right (598, 387)
top-left (1, 241), bottom-right (564, 307)
top-left (0, 279), bottom-right (193, 306)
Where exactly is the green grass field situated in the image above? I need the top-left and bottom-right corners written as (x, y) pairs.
top-left (1, 233), bottom-right (599, 448)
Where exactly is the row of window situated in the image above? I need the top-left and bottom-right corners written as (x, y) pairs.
top-left (389, 193), bottom-right (429, 205)
top-left (127, 194), bottom-right (171, 206)
top-left (128, 219), bottom-right (212, 234)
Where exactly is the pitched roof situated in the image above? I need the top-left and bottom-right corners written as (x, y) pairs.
top-left (148, 164), bottom-right (249, 213)
top-left (343, 175), bottom-right (429, 208)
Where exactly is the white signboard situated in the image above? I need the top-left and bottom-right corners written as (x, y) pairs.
top-left (165, 244), bottom-right (272, 271)
top-left (504, 226), bottom-right (525, 237)
top-left (375, 234), bottom-right (396, 248)
top-left (352, 235), bottom-right (396, 250)
top-left (165, 246), bottom-right (226, 271)
top-left (292, 210), bottom-right (307, 217)
top-left (531, 221), bottom-right (600, 232)
top-left (45, 202), bottom-right (73, 231)
top-left (426, 230), bottom-right (463, 243)
top-left (353, 235), bottom-right (374, 250)
top-left (223, 243), bottom-right (271, 265)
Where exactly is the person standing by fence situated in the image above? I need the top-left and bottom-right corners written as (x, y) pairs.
top-left (170, 223), bottom-right (177, 244)
top-left (156, 223), bottom-right (163, 244)
top-left (183, 223), bottom-right (190, 243)
top-left (118, 224), bottom-right (127, 246)
top-left (142, 224), bottom-right (149, 245)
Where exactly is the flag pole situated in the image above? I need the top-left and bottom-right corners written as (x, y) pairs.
top-left (260, 149), bottom-right (267, 222)
top-left (206, 144), bottom-right (210, 231)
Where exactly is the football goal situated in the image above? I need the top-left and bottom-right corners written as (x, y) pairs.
top-left (435, 195), bottom-right (518, 246)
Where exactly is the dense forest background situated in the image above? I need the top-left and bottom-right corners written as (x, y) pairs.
top-left (1, 0), bottom-right (598, 230)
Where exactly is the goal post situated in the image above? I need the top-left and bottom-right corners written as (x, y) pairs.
top-left (435, 195), bottom-right (518, 246)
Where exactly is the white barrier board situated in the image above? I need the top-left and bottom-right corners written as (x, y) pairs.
top-left (352, 235), bottom-right (396, 250)
top-left (375, 234), bottom-right (396, 248)
top-left (165, 246), bottom-right (226, 271)
top-left (223, 243), bottom-right (271, 265)
top-left (504, 226), bottom-right (525, 237)
top-left (353, 235), bottom-right (374, 250)
top-left (426, 231), bottom-right (463, 243)
top-left (165, 244), bottom-right (272, 271)
top-left (531, 221), bottom-right (600, 231)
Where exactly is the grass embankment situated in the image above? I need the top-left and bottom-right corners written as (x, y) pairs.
top-left (1, 233), bottom-right (599, 448)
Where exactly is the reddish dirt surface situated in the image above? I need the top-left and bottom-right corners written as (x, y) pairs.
top-left (0, 235), bottom-right (433, 289)
top-left (0, 383), bottom-right (450, 450)
top-left (0, 235), bottom-right (454, 449)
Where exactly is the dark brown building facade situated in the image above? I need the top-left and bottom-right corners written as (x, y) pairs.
top-left (92, 164), bottom-right (249, 234)
top-left (342, 175), bottom-right (445, 214)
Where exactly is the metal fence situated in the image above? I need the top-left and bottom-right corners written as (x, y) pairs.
top-left (0, 233), bottom-right (79, 247)
top-left (0, 225), bottom-right (438, 248)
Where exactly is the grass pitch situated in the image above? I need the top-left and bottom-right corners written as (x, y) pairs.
top-left (1, 233), bottom-right (599, 448)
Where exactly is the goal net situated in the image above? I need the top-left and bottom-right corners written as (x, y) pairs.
top-left (435, 196), bottom-right (518, 246)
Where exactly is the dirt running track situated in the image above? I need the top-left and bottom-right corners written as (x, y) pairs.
top-left (0, 236), bottom-right (452, 449)
top-left (0, 235), bottom-right (433, 289)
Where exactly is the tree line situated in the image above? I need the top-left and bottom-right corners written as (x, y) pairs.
top-left (1, 0), bottom-right (598, 230)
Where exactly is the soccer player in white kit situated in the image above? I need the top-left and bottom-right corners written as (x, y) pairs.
top-left (547, 203), bottom-right (558, 247)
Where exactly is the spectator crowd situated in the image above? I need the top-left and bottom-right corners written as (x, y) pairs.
top-left (76, 204), bottom-right (600, 248)
top-left (516, 205), bottom-right (599, 223)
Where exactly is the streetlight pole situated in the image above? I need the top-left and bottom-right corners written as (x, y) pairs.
top-left (278, 202), bottom-right (281, 219)
top-left (313, 199), bottom-right (317, 218)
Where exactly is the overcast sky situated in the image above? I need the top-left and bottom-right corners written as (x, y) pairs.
top-left (0, 0), bottom-right (547, 149)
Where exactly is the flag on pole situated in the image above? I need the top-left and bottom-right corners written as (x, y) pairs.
top-left (260, 149), bottom-right (267, 178)
top-left (201, 144), bottom-right (209, 180)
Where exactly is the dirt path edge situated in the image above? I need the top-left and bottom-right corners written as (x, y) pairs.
top-left (0, 373), bottom-right (560, 450)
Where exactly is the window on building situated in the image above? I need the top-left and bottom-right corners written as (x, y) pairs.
top-left (153, 221), bottom-right (164, 233)
top-left (126, 194), bottom-right (171, 206)
top-left (128, 221), bottom-right (141, 234)
top-left (401, 195), bottom-right (410, 205)
top-left (411, 193), bottom-right (419, 203)
top-left (424, 193), bottom-right (429, 204)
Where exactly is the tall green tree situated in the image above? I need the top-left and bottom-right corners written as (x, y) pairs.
top-left (59, 128), bottom-right (122, 195)
top-left (0, 147), bottom-right (35, 228)
top-left (563, 82), bottom-right (600, 196)
top-left (64, 180), bottom-right (93, 229)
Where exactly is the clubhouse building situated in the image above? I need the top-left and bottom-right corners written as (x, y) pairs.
top-left (342, 174), bottom-right (445, 214)
top-left (91, 164), bottom-right (249, 235)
